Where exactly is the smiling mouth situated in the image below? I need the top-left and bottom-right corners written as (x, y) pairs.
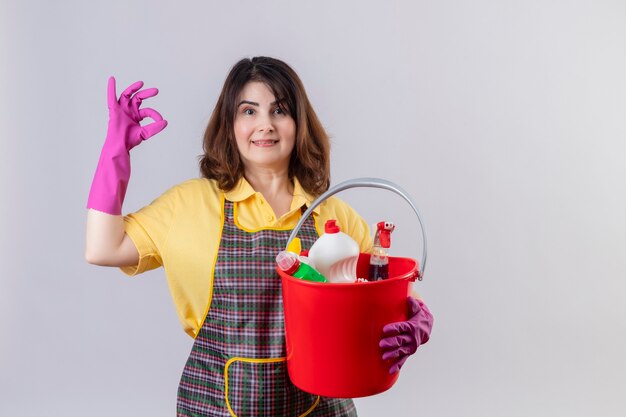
top-left (251, 139), bottom-right (279, 145)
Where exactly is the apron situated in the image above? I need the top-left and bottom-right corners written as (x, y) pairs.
top-left (176, 199), bottom-right (357, 416)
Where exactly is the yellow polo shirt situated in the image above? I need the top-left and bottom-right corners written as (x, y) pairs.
top-left (120, 177), bottom-right (372, 338)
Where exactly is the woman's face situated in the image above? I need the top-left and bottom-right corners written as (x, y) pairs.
top-left (233, 81), bottom-right (296, 173)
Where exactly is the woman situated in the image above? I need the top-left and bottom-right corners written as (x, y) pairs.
top-left (85, 56), bottom-right (433, 416)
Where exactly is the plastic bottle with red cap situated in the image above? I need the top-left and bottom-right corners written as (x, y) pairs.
top-left (308, 219), bottom-right (360, 283)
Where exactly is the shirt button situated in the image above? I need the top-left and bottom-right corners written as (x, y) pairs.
top-left (267, 215), bottom-right (274, 222)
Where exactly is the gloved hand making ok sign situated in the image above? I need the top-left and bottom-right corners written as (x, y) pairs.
top-left (87, 76), bottom-right (168, 215)
top-left (379, 296), bottom-right (434, 374)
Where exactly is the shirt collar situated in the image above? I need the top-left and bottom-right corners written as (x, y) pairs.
top-left (224, 176), bottom-right (321, 215)
top-left (224, 177), bottom-right (256, 202)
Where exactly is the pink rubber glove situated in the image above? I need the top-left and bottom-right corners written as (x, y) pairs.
top-left (380, 297), bottom-right (434, 374)
top-left (86, 76), bottom-right (167, 215)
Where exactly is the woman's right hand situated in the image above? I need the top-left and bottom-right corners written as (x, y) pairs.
top-left (86, 76), bottom-right (167, 264)
top-left (105, 76), bottom-right (168, 151)
top-left (87, 76), bottom-right (168, 216)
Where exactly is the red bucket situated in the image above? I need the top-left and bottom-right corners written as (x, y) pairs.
top-left (279, 253), bottom-right (419, 398)
top-left (279, 178), bottom-right (428, 398)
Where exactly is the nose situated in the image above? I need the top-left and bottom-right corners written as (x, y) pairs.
top-left (256, 112), bottom-right (275, 133)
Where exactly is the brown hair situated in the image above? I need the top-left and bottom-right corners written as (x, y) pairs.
top-left (199, 56), bottom-right (330, 196)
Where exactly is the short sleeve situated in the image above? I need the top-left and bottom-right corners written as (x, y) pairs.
top-left (119, 185), bottom-right (179, 276)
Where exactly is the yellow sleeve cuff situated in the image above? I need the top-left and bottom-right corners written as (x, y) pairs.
top-left (119, 216), bottom-right (163, 277)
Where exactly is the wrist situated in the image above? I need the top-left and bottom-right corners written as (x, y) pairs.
top-left (100, 140), bottom-right (130, 159)
top-left (104, 118), bottom-right (135, 153)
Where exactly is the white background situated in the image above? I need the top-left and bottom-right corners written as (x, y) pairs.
top-left (1, 0), bottom-right (625, 416)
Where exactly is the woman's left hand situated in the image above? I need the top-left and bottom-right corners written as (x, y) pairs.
top-left (379, 296), bottom-right (434, 374)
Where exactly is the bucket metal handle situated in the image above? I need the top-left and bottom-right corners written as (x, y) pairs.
top-left (286, 177), bottom-right (428, 280)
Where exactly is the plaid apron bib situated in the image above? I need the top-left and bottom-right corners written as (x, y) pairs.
top-left (176, 199), bottom-right (357, 416)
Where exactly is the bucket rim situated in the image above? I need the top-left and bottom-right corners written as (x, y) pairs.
top-left (277, 254), bottom-right (419, 286)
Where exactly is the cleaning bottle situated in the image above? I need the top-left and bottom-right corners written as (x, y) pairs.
top-left (308, 219), bottom-right (360, 283)
top-left (287, 237), bottom-right (302, 256)
top-left (368, 221), bottom-right (395, 281)
top-left (276, 250), bottom-right (327, 283)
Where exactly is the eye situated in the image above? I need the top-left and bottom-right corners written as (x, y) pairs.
top-left (274, 106), bottom-right (287, 115)
top-left (243, 108), bottom-right (255, 116)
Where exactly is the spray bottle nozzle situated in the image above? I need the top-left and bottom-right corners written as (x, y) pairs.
top-left (376, 221), bottom-right (395, 248)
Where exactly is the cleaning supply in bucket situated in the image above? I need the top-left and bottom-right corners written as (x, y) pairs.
top-left (368, 221), bottom-right (395, 281)
top-left (276, 250), bottom-right (327, 283)
top-left (308, 219), bottom-right (359, 283)
top-left (286, 237), bottom-right (302, 255)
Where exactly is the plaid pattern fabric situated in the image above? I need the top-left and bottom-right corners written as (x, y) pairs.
top-left (177, 200), bottom-right (357, 417)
